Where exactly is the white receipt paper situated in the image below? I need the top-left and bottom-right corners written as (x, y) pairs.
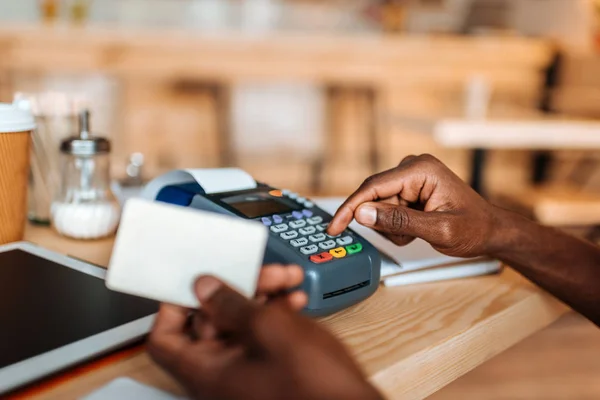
top-left (142, 168), bottom-right (257, 199)
top-left (106, 198), bottom-right (268, 308)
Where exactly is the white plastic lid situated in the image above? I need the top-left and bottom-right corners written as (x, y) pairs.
top-left (0, 103), bottom-right (36, 133)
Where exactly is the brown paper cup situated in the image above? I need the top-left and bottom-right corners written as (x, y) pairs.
top-left (0, 104), bottom-right (35, 245)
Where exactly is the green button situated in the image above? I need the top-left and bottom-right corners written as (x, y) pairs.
top-left (346, 243), bottom-right (363, 255)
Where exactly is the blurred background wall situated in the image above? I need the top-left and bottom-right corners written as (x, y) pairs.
top-left (3, 0), bottom-right (598, 199)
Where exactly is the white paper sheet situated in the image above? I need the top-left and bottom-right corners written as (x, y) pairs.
top-left (383, 260), bottom-right (502, 287)
top-left (82, 378), bottom-right (184, 400)
top-left (142, 168), bottom-right (257, 200)
top-left (106, 198), bottom-right (268, 308)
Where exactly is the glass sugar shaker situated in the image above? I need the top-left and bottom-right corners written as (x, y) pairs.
top-left (51, 110), bottom-right (121, 239)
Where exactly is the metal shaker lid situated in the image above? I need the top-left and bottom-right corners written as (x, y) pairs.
top-left (60, 110), bottom-right (110, 155)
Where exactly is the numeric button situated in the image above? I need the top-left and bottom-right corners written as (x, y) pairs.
top-left (319, 240), bottom-right (336, 250)
top-left (300, 245), bottom-right (319, 255)
top-left (309, 233), bottom-right (326, 243)
top-left (336, 236), bottom-right (353, 246)
top-left (280, 231), bottom-right (298, 240)
top-left (289, 220), bottom-right (306, 229)
top-left (270, 224), bottom-right (288, 233)
top-left (307, 216), bottom-right (323, 225)
top-left (299, 226), bottom-right (316, 235)
top-left (316, 223), bottom-right (328, 232)
top-left (290, 237), bottom-right (308, 247)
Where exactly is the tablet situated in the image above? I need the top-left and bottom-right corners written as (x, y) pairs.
top-left (0, 242), bottom-right (159, 395)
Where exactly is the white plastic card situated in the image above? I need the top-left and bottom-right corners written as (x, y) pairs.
top-left (106, 198), bottom-right (268, 308)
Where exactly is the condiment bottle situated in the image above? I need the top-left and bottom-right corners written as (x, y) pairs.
top-left (51, 110), bottom-right (120, 239)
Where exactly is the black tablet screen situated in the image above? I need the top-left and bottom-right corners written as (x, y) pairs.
top-left (0, 250), bottom-right (158, 369)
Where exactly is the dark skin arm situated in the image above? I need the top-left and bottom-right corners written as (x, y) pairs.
top-left (328, 154), bottom-right (600, 327)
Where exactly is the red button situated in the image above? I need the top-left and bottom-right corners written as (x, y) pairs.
top-left (310, 252), bottom-right (333, 264)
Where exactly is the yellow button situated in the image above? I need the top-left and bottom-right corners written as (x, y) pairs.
top-left (269, 189), bottom-right (283, 197)
top-left (329, 247), bottom-right (347, 259)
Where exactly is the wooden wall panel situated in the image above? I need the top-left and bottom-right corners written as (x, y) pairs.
top-left (319, 87), bottom-right (376, 195)
top-left (0, 71), bottom-right (12, 103)
top-left (559, 53), bottom-right (600, 88)
top-left (325, 87), bottom-right (373, 166)
top-left (551, 87), bottom-right (600, 118)
top-left (237, 156), bottom-right (317, 195)
top-left (117, 79), bottom-right (222, 180)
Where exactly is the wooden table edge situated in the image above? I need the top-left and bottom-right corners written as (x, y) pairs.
top-left (369, 290), bottom-right (568, 399)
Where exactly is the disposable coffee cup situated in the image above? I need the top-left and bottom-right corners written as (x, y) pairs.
top-left (0, 103), bottom-right (35, 245)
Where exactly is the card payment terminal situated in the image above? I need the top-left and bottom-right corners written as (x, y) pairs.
top-left (143, 169), bottom-right (381, 316)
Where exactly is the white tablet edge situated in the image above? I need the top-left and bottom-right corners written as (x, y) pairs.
top-left (0, 242), bottom-right (157, 395)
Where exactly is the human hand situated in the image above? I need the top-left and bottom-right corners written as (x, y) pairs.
top-left (327, 154), bottom-right (501, 258)
top-left (255, 264), bottom-right (308, 310)
top-left (148, 275), bottom-right (382, 400)
top-left (190, 263), bottom-right (307, 342)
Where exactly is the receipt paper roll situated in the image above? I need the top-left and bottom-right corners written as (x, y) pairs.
top-left (142, 168), bottom-right (257, 199)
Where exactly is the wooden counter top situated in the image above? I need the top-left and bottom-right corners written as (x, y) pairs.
top-left (22, 224), bottom-right (568, 400)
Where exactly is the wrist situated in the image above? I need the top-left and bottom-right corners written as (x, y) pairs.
top-left (485, 206), bottom-right (531, 258)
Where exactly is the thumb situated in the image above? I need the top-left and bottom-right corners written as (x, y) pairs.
top-left (354, 202), bottom-right (446, 244)
top-left (194, 276), bottom-right (257, 341)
